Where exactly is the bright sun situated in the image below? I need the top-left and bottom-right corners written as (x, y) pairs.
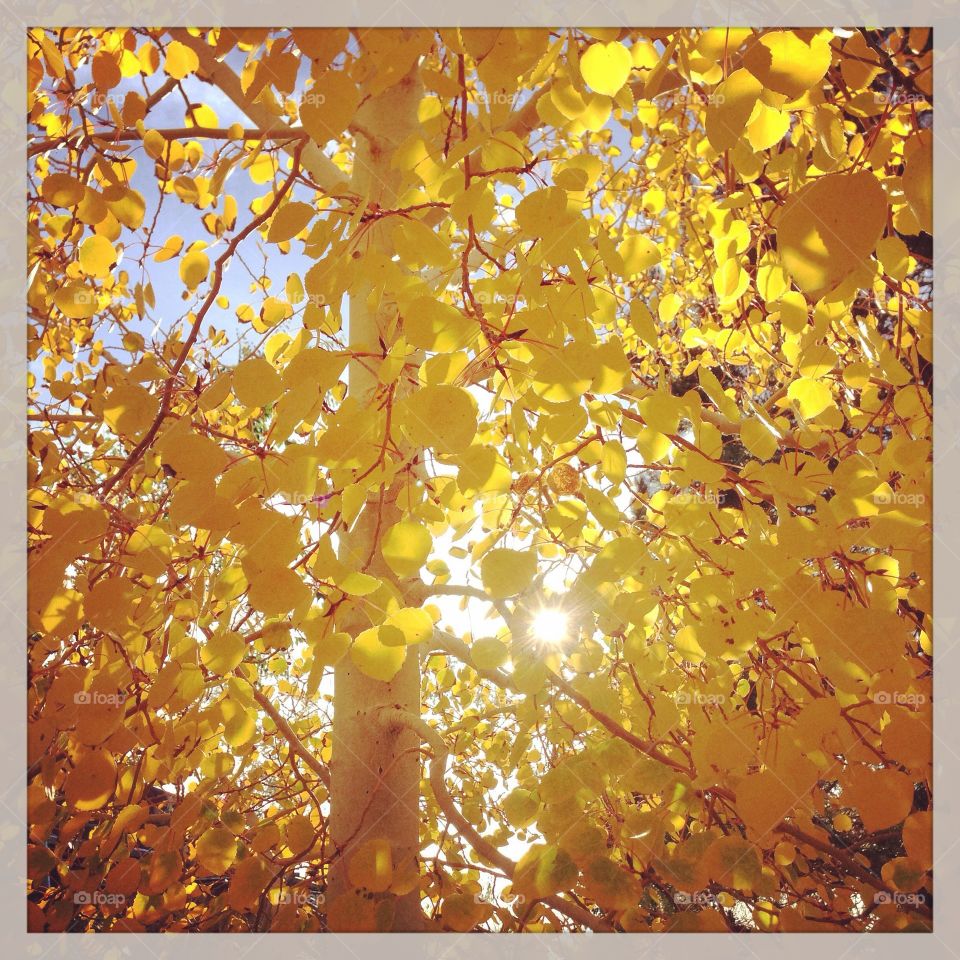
top-left (530, 608), bottom-right (569, 645)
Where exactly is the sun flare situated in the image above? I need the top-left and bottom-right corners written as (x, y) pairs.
top-left (530, 608), bottom-right (569, 645)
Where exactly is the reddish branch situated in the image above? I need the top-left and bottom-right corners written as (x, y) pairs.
top-left (98, 140), bottom-right (305, 498)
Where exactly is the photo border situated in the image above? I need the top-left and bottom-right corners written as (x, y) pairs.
top-left (7, 4), bottom-right (956, 957)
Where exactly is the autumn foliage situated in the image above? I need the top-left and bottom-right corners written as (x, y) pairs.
top-left (27, 27), bottom-right (932, 933)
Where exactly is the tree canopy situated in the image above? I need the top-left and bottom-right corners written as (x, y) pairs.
top-left (28, 26), bottom-right (932, 933)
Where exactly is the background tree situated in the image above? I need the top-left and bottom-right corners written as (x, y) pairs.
top-left (28, 26), bottom-right (932, 933)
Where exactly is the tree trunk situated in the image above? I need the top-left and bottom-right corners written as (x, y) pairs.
top-left (326, 64), bottom-right (425, 932)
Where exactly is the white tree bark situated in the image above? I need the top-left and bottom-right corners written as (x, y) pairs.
top-left (326, 64), bottom-right (426, 932)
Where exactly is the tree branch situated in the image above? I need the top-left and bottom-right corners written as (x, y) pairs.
top-left (431, 626), bottom-right (693, 777)
top-left (545, 668), bottom-right (695, 777)
top-left (98, 140), bottom-right (305, 497)
top-left (379, 707), bottom-right (613, 932)
top-left (29, 126), bottom-right (310, 156)
top-left (166, 28), bottom-right (348, 194)
top-left (250, 685), bottom-right (331, 789)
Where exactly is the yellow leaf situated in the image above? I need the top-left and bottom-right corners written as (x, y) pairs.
top-left (64, 749), bottom-right (116, 811)
top-left (227, 854), bottom-right (272, 910)
top-left (300, 71), bottom-right (360, 143)
top-left (843, 766), bottom-right (915, 832)
top-left (105, 186), bottom-right (146, 229)
top-left (740, 417), bottom-right (778, 460)
top-left (581, 856), bottom-right (638, 910)
top-left (600, 440), bottom-right (627, 484)
top-left (713, 257), bottom-right (748, 303)
top-left (195, 827), bottom-right (237, 873)
top-left (580, 41), bottom-right (632, 97)
top-left (351, 628), bottom-right (407, 682)
top-left (735, 770), bottom-right (796, 840)
top-left (201, 629), bottom-right (246, 675)
top-left (41, 172), bottom-right (84, 207)
top-left (179, 248), bottom-right (210, 290)
top-left (337, 571), bottom-right (382, 596)
top-left (38, 588), bottom-right (84, 638)
top-left (79, 236), bottom-right (117, 282)
top-left (383, 607), bottom-right (434, 645)
top-left (233, 356), bottom-right (282, 408)
top-left (103, 382), bottom-right (158, 439)
top-left (775, 170), bottom-right (887, 295)
top-left (284, 814), bottom-right (315, 855)
top-left (456, 446), bottom-right (512, 494)
top-left (618, 234), bottom-right (660, 275)
top-left (636, 426), bottom-right (672, 462)
top-left (54, 283), bottom-right (97, 319)
top-left (502, 788), bottom-right (539, 827)
top-left (158, 429), bottom-right (228, 481)
top-left (246, 565), bottom-right (309, 615)
top-left (223, 701), bottom-right (257, 749)
top-left (746, 102), bottom-right (791, 152)
top-left (630, 300), bottom-right (658, 346)
top-left (442, 893), bottom-right (489, 932)
top-left (92, 50), bottom-right (121, 90)
top-left (143, 128), bottom-right (167, 159)
top-left (471, 636), bottom-right (509, 671)
top-left (397, 385), bottom-right (477, 454)
top-left (706, 69), bottom-right (762, 152)
top-left (213, 565), bottom-right (247, 602)
top-left (404, 298), bottom-right (474, 352)
top-left (877, 235), bottom-right (911, 282)
top-left (381, 520), bottom-right (432, 578)
top-left (901, 129), bottom-right (932, 235)
top-left (674, 624), bottom-right (706, 664)
top-left (516, 186), bottom-right (570, 236)
top-left (513, 844), bottom-right (578, 898)
top-left (639, 390), bottom-right (682, 435)
top-left (787, 376), bottom-right (833, 419)
top-left (778, 291), bottom-right (809, 334)
top-left (348, 839), bottom-right (393, 893)
top-left (743, 30), bottom-right (832, 100)
top-left (154, 234), bottom-right (184, 262)
top-left (481, 548), bottom-right (537, 598)
top-left (164, 40), bottom-right (199, 80)
top-left (584, 486), bottom-right (621, 530)
top-left (393, 217), bottom-right (451, 268)
top-left (283, 347), bottom-right (348, 392)
top-left (268, 201), bottom-right (315, 243)
top-left (705, 836), bottom-right (762, 891)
